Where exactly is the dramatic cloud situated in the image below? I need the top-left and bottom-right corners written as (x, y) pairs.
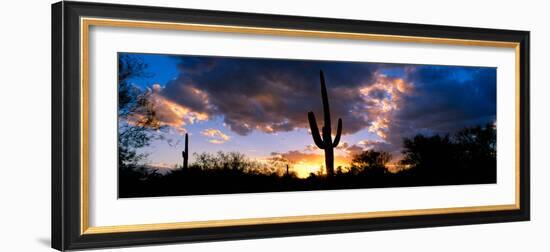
top-left (358, 74), bottom-right (413, 139)
top-left (124, 84), bottom-right (210, 134)
top-left (377, 66), bottom-right (497, 155)
top-left (122, 53), bottom-right (496, 157)
top-left (160, 56), bottom-right (382, 136)
top-left (200, 128), bottom-right (231, 144)
top-left (305, 141), bottom-right (365, 158)
top-left (358, 139), bottom-right (383, 148)
top-left (342, 144), bottom-right (364, 157)
top-left (335, 142), bottom-right (350, 150)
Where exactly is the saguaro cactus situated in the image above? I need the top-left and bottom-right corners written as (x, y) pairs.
top-left (308, 71), bottom-right (343, 177)
top-left (285, 164), bottom-right (290, 176)
top-left (181, 133), bottom-right (189, 170)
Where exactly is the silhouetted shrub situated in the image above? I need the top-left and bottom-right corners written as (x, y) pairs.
top-left (119, 124), bottom-right (496, 198)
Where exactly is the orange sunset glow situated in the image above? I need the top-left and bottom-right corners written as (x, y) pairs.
top-left (118, 52), bottom-right (497, 198)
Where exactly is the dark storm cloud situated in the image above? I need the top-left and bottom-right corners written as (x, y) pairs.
top-left (371, 65), bottom-right (497, 155)
top-left (152, 54), bottom-right (496, 155)
top-left (161, 56), bottom-right (380, 135)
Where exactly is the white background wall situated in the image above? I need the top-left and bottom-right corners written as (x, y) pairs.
top-left (0, 0), bottom-right (547, 251)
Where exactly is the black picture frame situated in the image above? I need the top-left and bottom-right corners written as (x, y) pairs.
top-left (52, 1), bottom-right (530, 250)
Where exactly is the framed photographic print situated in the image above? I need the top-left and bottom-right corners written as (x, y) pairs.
top-left (52, 1), bottom-right (530, 250)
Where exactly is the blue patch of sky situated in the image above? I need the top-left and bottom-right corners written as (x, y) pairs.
top-left (124, 53), bottom-right (496, 167)
top-left (122, 53), bottom-right (179, 89)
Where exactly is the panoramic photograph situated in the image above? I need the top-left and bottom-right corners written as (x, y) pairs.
top-left (118, 52), bottom-right (497, 198)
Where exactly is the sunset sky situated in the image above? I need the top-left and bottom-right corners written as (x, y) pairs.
top-left (119, 53), bottom-right (496, 178)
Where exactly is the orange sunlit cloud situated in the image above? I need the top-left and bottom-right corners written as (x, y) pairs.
top-left (126, 84), bottom-right (210, 134)
top-left (120, 53), bottom-right (497, 185)
top-left (201, 128), bottom-right (231, 144)
top-left (359, 74), bottom-right (413, 140)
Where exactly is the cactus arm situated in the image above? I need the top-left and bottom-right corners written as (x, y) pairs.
top-left (308, 111), bottom-right (325, 149)
top-left (332, 118), bottom-right (342, 147)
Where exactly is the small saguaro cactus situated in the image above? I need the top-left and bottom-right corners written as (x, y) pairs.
top-left (285, 164), bottom-right (290, 176)
top-left (181, 133), bottom-right (189, 170)
top-left (307, 71), bottom-right (343, 177)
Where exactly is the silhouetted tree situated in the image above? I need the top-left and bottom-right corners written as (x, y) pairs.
top-left (118, 55), bottom-right (151, 169)
top-left (454, 123), bottom-right (496, 161)
top-left (453, 123), bottom-right (496, 182)
top-left (193, 151), bottom-right (250, 172)
top-left (119, 122), bottom-right (497, 198)
top-left (351, 150), bottom-right (391, 176)
top-left (400, 123), bottom-right (496, 183)
top-left (400, 134), bottom-right (455, 182)
top-left (117, 55), bottom-right (163, 169)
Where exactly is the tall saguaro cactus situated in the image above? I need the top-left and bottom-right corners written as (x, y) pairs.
top-left (181, 133), bottom-right (189, 170)
top-left (308, 71), bottom-right (343, 177)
